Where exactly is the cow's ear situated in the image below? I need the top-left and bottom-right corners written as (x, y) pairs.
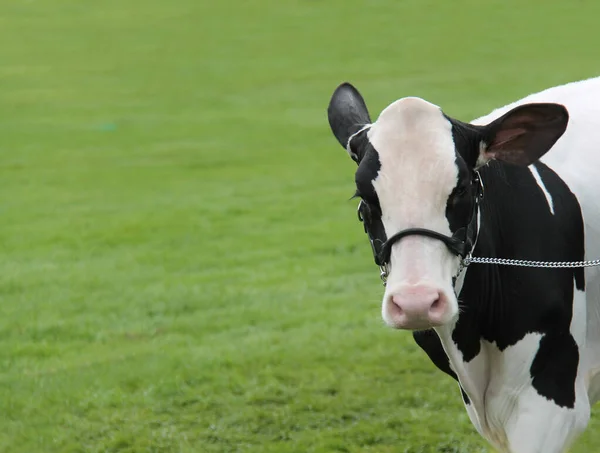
top-left (477, 103), bottom-right (569, 168)
top-left (327, 83), bottom-right (372, 162)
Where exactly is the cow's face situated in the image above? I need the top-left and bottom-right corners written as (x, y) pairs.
top-left (327, 83), bottom-right (569, 330)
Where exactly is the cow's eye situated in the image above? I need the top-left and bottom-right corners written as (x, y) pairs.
top-left (454, 186), bottom-right (468, 197)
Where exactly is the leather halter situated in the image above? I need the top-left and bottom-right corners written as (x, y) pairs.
top-left (357, 172), bottom-right (484, 283)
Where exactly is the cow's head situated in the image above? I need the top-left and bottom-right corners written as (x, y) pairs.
top-left (327, 83), bottom-right (568, 330)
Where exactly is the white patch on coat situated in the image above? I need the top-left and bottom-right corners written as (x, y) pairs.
top-left (503, 381), bottom-right (589, 453)
top-left (529, 165), bottom-right (555, 214)
top-left (366, 97), bottom-right (461, 322)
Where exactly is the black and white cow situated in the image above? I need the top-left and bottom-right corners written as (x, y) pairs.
top-left (327, 77), bottom-right (600, 453)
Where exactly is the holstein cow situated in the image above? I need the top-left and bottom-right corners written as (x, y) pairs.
top-left (326, 77), bottom-right (600, 453)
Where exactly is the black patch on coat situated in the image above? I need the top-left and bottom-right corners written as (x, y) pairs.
top-left (530, 331), bottom-right (579, 408)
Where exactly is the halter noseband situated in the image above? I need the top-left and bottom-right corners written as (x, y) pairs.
top-left (357, 172), bottom-right (484, 285)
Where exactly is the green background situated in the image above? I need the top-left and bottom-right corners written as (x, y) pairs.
top-left (1, 0), bottom-right (599, 451)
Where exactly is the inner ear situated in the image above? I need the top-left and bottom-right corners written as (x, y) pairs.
top-left (481, 103), bottom-right (569, 167)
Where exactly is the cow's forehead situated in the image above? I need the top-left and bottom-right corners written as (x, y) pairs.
top-left (377, 96), bottom-right (444, 128)
top-left (363, 97), bottom-right (460, 198)
top-left (368, 97), bottom-right (454, 158)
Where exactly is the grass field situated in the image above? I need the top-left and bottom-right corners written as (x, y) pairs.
top-left (2, 0), bottom-right (600, 451)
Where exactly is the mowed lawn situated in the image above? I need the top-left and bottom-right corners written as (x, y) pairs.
top-left (2, 1), bottom-right (600, 452)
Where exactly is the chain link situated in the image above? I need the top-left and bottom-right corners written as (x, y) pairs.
top-left (464, 256), bottom-right (600, 268)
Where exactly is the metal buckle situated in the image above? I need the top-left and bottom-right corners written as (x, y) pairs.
top-left (457, 252), bottom-right (472, 276)
top-left (379, 263), bottom-right (389, 286)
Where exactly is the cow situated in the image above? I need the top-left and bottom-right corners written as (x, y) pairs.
top-left (326, 76), bottom-right (600, 453)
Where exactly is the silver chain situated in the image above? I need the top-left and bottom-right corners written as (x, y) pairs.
top-left (463, 256), bottom-right (600, 268)
top-left (379, 256), bottom-right (600, 286)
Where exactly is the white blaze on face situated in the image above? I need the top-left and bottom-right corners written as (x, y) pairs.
top-left (367, 97), bottom-right (461, 329)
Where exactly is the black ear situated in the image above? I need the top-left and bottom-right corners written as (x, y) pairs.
top-left (327, 83), bottom-right (372, 155)
top-left (478, 103), bottom-right (569, 167)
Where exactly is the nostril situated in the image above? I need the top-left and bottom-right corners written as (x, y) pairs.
top-left (428, 293), bottom-right (446, 316)
top-left (390, 296), bottom-right (404, 314)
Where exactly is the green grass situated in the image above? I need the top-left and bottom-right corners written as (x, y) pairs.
top-left (1, 0), bottom-right (600, 451)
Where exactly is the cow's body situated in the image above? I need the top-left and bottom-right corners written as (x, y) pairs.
top-left (327, 76), bottom-right (600, 453)
top-left (434, 77), bottom-right (600, 453)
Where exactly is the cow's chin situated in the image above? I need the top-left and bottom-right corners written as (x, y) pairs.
top-left (385, 317), bottom-right (443, 331)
